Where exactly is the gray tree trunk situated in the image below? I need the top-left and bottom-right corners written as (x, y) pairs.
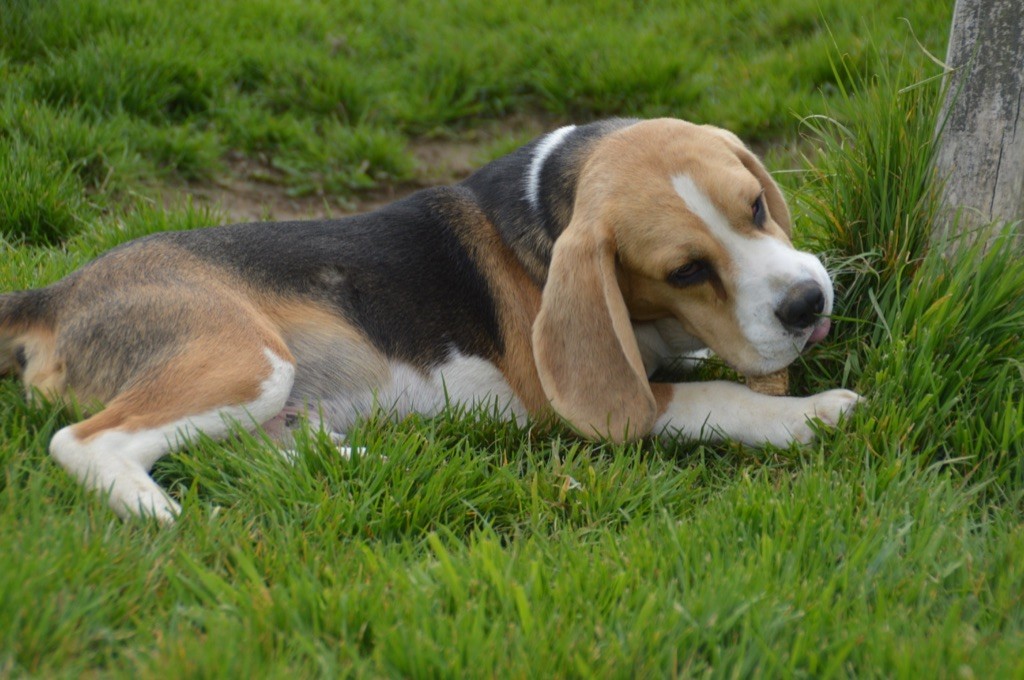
top-left (933, 0), bottom-right (1024, 248)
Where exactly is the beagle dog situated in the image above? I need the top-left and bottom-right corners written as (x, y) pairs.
top-left (0, 118), bottom-right (860, 522)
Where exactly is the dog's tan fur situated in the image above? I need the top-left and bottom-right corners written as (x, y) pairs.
top-left (430, 188), bottom-right (549, 413)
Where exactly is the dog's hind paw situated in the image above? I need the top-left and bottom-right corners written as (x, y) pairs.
top-left (114, 486), bottom-right (181, 524)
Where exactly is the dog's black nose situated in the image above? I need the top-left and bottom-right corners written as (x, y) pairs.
top-left (775, 281), bottom-right (825, 331)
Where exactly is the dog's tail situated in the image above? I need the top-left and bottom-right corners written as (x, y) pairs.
top-left (0, 289), bottom-right (56, 375)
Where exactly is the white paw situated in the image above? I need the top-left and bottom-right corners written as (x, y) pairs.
top-left (328, 432), bottom-right (369, 459)
top-left (809, 389), bottom-right (862, 425)
top-left (787, 389), bottom-right (863, 444)
top-left (112, 487), bottom-right (181, 524)
top-left (146, 496), bottom-right (182, 525)
top-left (277, 448), bottom-right (301, 463)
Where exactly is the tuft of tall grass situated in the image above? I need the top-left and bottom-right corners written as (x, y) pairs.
top-left (790, 47), bottom-right (1024, 500)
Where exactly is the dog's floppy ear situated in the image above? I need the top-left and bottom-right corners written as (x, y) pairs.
top-left (532, 211), bottom-right (655, 442)
top-left (701, 124), bottom-right (792, 235)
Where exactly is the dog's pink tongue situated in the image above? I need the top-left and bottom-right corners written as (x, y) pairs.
top-left (807, 318), bottom-right (831, 346)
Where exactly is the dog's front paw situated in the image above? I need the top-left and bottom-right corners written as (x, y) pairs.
top-left (653, 381), bottom-right (862, 449)
top-left (809, 389), bottom-right (862, 425)
top-left (786, 388), bottom-right (862, 444)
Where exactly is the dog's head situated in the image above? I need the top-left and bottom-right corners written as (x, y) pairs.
top-left (532, 118), bottom-right (833, 440)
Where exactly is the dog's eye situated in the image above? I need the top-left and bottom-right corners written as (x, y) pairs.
top-left (667, 261), bottom-right (710, 287)
top-left (752, 192), bottom-right (766, 229)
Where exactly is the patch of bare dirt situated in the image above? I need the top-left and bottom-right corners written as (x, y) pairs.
top-left (177, 116), bottom-right (554, 223)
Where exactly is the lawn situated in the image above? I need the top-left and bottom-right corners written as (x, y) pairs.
top-left (4, 0), bottom-right (1024, 676)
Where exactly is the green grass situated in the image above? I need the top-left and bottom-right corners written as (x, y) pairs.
top-left (6, 0), bottom-right (1024, 676)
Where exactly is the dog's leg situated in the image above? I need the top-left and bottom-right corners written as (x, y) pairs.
top-left (49, 346), bottom-right (295, 523)
top-left (653, 381), bottom-right (861, 447)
